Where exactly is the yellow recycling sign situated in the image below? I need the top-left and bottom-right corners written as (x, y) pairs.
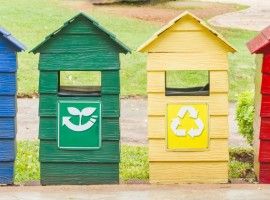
top-left (167, 103), bottom-right (209, 151)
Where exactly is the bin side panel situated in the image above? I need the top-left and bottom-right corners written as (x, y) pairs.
top-left (0, 162), bottom-right (14, 184)
top-left (39, 117), bottom-right (119, 141)
top-left (0, 140), bottom-right (15, 161)
top-left (0, 117), bottom-right (15, 139)
top-left (260, 163), bottom-right (270, 183)
top-left (0, 53), bottom-right (16, 72)
top-left (39, 71), bottom-right (58, 94)
top-left (0, 73), bottom-right (16, 95)
top-left (40, 163), bottom-right (119, 185)
top-left (102, 70), bottom-right (120, 94)
top-left (260, 118), bottom-right (270, 140)
top-left (0, 96), bottom-right (16, 117)
top-left (39, 140), bottom-right (119, 163)
top-left (259, 140), bottom-right (270, 162)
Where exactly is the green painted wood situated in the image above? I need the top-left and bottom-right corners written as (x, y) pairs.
top-left (39, 117), bottom-right (119, 140)
top-left (39, 140), bottom-right (119, 163)
top-left (36, 34), bottom-right (122, 54)
top-left (39, 95), bottom-right (120, 117)
top-left (39, 53), bottom-right (119, 71)
top-left (40, 163), bottom-right (119, 185)
top-left (39, 71), bottom-right (58, 93)
top-left (101, 70), bottom-right (120, 94)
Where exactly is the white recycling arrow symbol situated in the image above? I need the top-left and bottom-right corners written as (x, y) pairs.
top-left (170, 106), bottom-right (204, 138)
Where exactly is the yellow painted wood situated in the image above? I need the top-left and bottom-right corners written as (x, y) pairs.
top-left (143, 31), bottom-right (229, 54)
top-left (210, 71), bottom-right (228, 93)
top-left (148, 93), bottom-right (228, 116)
top-left (149, 161), bottom-right (228, 184)
top-left (147, 53), bottom-right (228, 71)
top-left (148, 115), bottom-right (228, 139)
top-left (149, 139), bottom-right (228, 161)
top-left (168, 16), bottom-right (203, 31)
top-left (147, 71), bottom-right (165, 93)
top-left (137, 11), bottom-right (236, 53)
top-left (253, 55), bottom-right (263, 178)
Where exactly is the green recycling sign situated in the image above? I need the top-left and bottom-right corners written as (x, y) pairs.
top-left (57, 100), bottom-right (101, 150)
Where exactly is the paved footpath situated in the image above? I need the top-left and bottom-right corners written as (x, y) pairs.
top-left (204, 0), bottom-right (270, 31)
top-left (0, 184), bottom-right (270, 200)
top-left (17, 98), bottom-right (247, 146)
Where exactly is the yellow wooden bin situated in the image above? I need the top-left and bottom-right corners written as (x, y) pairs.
top-left (138, 11), bottom-right (236, 184)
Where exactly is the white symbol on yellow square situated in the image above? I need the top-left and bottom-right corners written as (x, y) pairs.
top-left (167, 103), bottom-right (209, 151)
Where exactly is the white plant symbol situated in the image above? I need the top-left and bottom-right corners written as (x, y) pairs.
top-left (67, 107), bottom-right (96, 126)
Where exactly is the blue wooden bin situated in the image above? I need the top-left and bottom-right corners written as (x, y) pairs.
top-left (0, 27), bottom-right (25, 184)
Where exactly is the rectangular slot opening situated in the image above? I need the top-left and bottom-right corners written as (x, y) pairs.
top-left (165, 70), bottom-right (209, 96)
top-left (59, 71), bottom-right (101, 96)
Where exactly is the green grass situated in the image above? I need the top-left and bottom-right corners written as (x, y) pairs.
top-left (15, 141), bottom-right (255, 184)
top-left (0, 0), bottom-right (258, 100)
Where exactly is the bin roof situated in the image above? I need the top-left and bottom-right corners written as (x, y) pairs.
top-left (137, 11), bottom-right (236, 53)
top-left (0, 27), bottom-right (26, 52)
top-left (247, 26), bottom-right (270, 54)
top-left (30, 12), bottom-right (130, 54)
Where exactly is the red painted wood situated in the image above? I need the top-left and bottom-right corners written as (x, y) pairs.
top-left (262, 54), bottom-right (270, 74)
top-left (260, 118), bottom-right (270, 140)
top-left (261, 75), bottom-right (270, 94)
top-left (247, 26), bottom-right (270, 53)
top-left (259, 140), bottom-right (270, 162)
top-left (261, 95), bottom-right (270, 117)
top-left (260, 163), bottom-right (270, 183)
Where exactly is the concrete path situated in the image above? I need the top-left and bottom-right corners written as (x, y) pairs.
top-left (204, 0), bottom-right (270, 31)
top-left (0, 184), bottom-right (269, 200)
top-left (17, 98), bottom-right (247, 147)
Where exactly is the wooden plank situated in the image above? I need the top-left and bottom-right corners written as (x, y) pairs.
top-left (39, 117), bottom-right (119, 141)
top-left (39, 95), bottom-right (120, 117)
top-left (259, 118), bottom-right (270, 140)
top-left (144, 31), bottom-right (228, 53)
top-left (261, 74), bottom-right (270, 94)
top-left (168, 16), bottom-right (203, 31)
top-left (36, 34), bottom-right (121, 54)
top-left (0, 73), bottom-right (16, 95)
top-left (40, 163), bottom-right (119, 185)
top-left (260, 163), bottom-right (270, 183)
top-left (0, 53), bottom-right (16, 72)
top-left (0, 162), bottom-right (14, 184)
top-left (210, 71), bottom-right (228, 93)
top-left (149, 161), bottom-right (228, 183)
top-left (147, 53), bottom-right (228, 71)
top-left (149, 139), bottom-right (228, 161)
top-left (39, 52), bottom-right (119, 71)
top-left (0, 140), bottom-right (15, 162)
top-left (39, 71), bottom-right (58, 94)
top-left (147, 71), bottom-right (165, 93)
top-left (0, 117), bottom-right (15, 139)
top-left (260, 95), bottom-right (270, 117)
top-left (148, 93), bottom-right (228, 116)
top-left (259, 140), bottom-right (270, 162)
top-left (148, 116), bottom-right (228, 139)
top-left (0, 96), bottom-right (16, 117)
top-left (101, 70), bottom-right (120, 94)
top-left (39, 140), bottom-right (119, 163)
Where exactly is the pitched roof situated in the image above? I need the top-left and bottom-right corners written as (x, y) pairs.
top-left (31, 12), bottom-right (130, 54)
top-left (0, 27), bottom-right (26, 52)
top-left (247, 26), bottom-right (270, 54)
top-left (137, 11), bottom-right (236, 53)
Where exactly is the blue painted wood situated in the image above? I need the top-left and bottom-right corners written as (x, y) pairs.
top-left (0, 140), bottom-right (15, 162)
top-left (0, 53), bottom-right (17, 72)
top-left (0, 28), bottom-right (26, 52)
top-left (0, 73), bottom-right (16, 95)
top-left (0, 162), bottom-right (14, 184)
top-left (0, 96), bottom-right (16, 117)
top-left (0, 118), bottom-right (15, 139)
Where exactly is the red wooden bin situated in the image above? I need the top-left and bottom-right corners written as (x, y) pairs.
top-left (247, 26), bottom-right (270, 183)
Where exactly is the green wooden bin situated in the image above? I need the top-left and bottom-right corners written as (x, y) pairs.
top-left (31, 13), bottom-right (130, 185)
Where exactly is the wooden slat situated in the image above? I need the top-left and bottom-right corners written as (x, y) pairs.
top-left (0, 96), bottom-right (16, 117)
top-left (147, 53), bottom-right (228, 71)
top-left (144, 31), bottom-right (229, 53)
top-left (0, 117), bottom-right (15, 139)
top-left (0, 73), bottom-right (16, 95)
top-left (168, 16), bottom-right (203, 31)
top-left (149, 161), bottom-right (228, 183)
top-left (260, 163), bottom-right (270, 183)
top-left (0, 162), bottom-right (14, 184)
top-left (147, 71), bottom-right (165, 93)
top-left (210, 71), bottom-right (228, 93)
top-left (148, 115), bottom-right (228, 139)
top-left (149, 138), bottom-right (228, 162)
top-left (148, 93), bottom-right (228, 116)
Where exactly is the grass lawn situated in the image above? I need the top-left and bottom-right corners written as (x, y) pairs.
top-left (0, 0), bottom-right (257, 101)
top-left (15, 141), bottom-right (254, 184)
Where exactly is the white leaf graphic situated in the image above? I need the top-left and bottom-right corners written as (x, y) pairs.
top-left (81, 107), bottom-right (96, 116)
top-left (67, 107), bottom-right (81, 116)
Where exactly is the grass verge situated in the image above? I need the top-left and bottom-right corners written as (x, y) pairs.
top-left (15, 141), bottom-right (255, 184)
